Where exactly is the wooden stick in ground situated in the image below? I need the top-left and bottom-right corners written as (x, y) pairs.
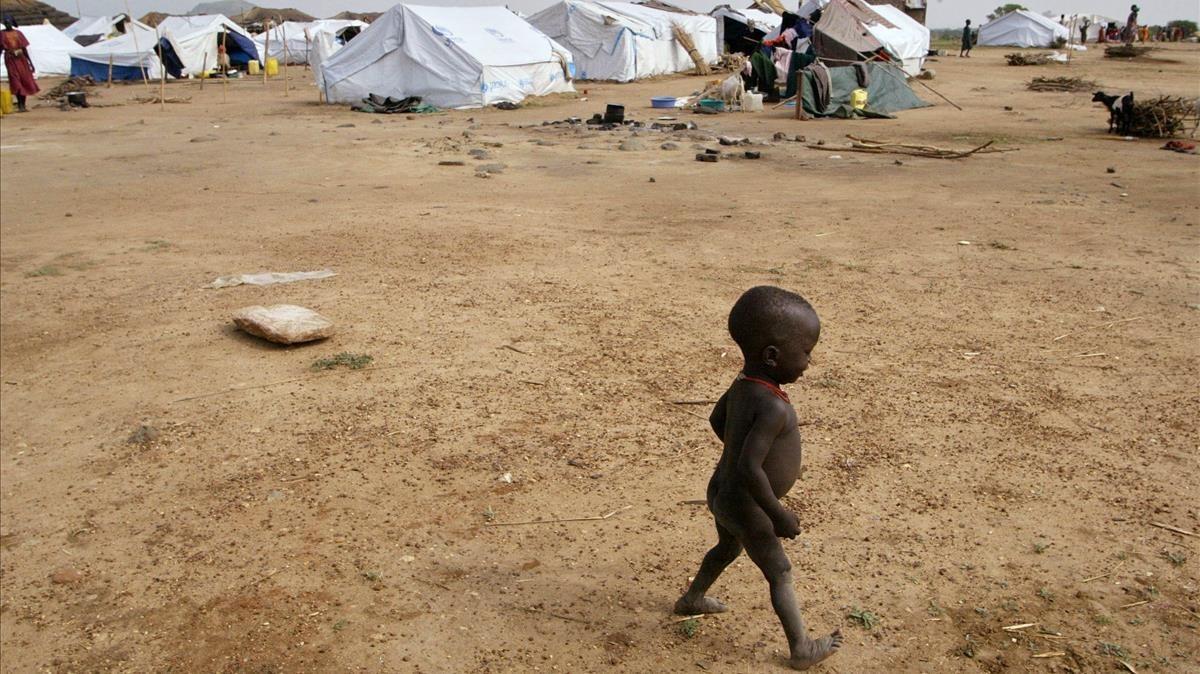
top-left (1149, 521), bottom-right (1197, 537)
top-left (1052, 315), bottom-right (1143, 342)
top-left (158, 28), bottom-right (166, 111)
top-left (485, 505), bottom-right (632, 527)
top-left (221, 25), bottom-right (228, 103)
top-left (282, 21), bottom-right (290, 96)
top-left (107, 53), bottom-right (113, 87)
top-left (263, 21), bottom-right (271, 86)
top-left (125, 0), bottom-right (151, 91)
top-left (906, 71), bottom-right (963, 111)
top-left (304, 31), bottom-right (310, 70)
top-left (200, 52), bottom-right (206, 90)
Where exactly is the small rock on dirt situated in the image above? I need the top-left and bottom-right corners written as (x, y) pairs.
top-left (468, 148), bottom-right (490, 159)
top-left (696, 153), bottom-right (719, 163)
top-left (648, 177), bottom-right (656, 183)
top-left (1106, 167), bottom-right (1116, 173)
top-left (232, 305), bottom-right (334, 345)
top-left (50, 568), bottom-right (84, 584)
top-left (718, 136), bottom-right (744, 146)
top-left (773, 132), bottom-right (787, 141)
top-left (477, 163), bottom-right (506, 174)
top-left (660, 142), bottom-right (679, 150)
top-left (337, 123), bottom-right (355, 128)
top-left (438, 160), bottom-right (465, 166)
top-left (619, 139), bottom-right (646, 151)
top-left (127, 425), bottom-right (160, 445)
top-left (190, 135), bottom-right (217, 143)
top-left (918, 69), bottom-right (936, 80)
top-left (535, 140), bottom-right (556, 146)
top-left (744, 151), bottom-right (761, 159)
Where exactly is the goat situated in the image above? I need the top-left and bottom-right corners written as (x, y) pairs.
top-left (720, 73), bottom-right (746, 111)
top-left (1092, 91), bottom-right (1135, 135)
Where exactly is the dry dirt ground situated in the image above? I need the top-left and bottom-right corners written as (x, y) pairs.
top-left (2, 44), bottom-right (1199, 673)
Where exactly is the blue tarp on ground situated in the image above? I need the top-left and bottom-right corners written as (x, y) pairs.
top-left (69, 57), bottom-right (148, 80)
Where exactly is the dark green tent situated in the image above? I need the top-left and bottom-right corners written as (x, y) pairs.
top-left (799, 62), bottom-right (929, 118)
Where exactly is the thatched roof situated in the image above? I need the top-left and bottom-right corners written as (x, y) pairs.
top-left (139, 12), bottom-right (172, 27)
top-left (234, 6), bottom-right (315, 26)
top-left (0, 0), bottom-right (74, 29)
top-left (328, 10), bottom-right (380, 23)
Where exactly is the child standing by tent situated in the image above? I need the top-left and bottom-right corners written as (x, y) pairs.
top-left (1, 17), bottom-right (39, 112)
top-left (960, 19), bottom-right (973, 58)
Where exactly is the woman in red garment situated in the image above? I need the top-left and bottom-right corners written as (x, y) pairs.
top-left (1, 17), bottom-right (39, 112)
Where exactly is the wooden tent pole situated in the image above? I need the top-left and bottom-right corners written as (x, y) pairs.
top-left (282, 20), bottom-right (289, 96)
top-left (107, 54), bottom-right (113, 87)
top-left (200, 53), bottom-right (206, 90)
top-left (157, 26), bottom-right (165, 110)
top-left (222, 25), bottom-right (228, 103)
top-left (262, 21), bottom-right (271, 86)
top-left (125, 0), bottom-right (151, 91)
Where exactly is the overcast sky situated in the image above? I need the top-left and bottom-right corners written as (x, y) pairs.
top-left (45, 0), bottom-right (1199, 28)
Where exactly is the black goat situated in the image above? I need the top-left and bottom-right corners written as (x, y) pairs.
top-left (1093, 91), bottom-right (1135, 135)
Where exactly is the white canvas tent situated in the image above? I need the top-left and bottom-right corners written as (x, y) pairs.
top-left (529, 0), bottom-right (718, 82)
top-left (254, 19), bottom-right (368, 65)
top-left (155, 15), bottom-right (260, 76)
top-left (866, 3), bottom-right (929, 75)
top-left (1, 24), bottom-right (79, 79)
top-left (63, 15), bottom-right (151, 44)
top-left (318, 5), bottom-right (575, 109)
top-left (977, 9), bottom-right (1069, 48)
top-left (69, 23), bottom-right (165, 80)
top-left (70, 14), bottom-right (258, 80)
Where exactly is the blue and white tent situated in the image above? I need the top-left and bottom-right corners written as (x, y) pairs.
top-left (69, 14), bottom-right (259, 81)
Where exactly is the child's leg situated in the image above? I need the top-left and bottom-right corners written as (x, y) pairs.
top-left (742, 533), bottom-right (842, 671)
top-left (675, 520), bottom-right (742, 614)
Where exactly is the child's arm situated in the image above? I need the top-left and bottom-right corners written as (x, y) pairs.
top-left (708, 391), bottom-right (729, 441)
top-left (736, 405), bottom-right (801, 538)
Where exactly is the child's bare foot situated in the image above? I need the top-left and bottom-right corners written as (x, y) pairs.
top-left (788, 630), bottom-right (843, 670)
top-left (673, 595), bottom-right (728, 615)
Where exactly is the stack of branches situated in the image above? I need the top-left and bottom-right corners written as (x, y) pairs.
top-left (132, 95), bottom-right (192, 105)
top-left (672, 24), bottom-right (710, 76)
top-left (749, 0), bottom-right (785, 15)
top-left (815, 135), bottom-right (1018, 159)
top-left (1128, 96), bottom-right (1194, 138)
top-left (39, 76), bottom-right (97, 99)
top-left (1028, 76), bottom-right (1097, 92)
top-left (1006, 52), bottom-right (1054, 66)
top-left (715, 52), bottom-right (748, 74)
top-left (1104, 45), bottom-right (1153, 58)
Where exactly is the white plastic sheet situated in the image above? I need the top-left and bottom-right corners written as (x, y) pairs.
top-left (207, 270), bottom-right (337, 289)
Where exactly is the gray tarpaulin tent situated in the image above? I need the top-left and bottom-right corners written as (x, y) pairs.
top-left (799, 62), bottom-right (928, 117)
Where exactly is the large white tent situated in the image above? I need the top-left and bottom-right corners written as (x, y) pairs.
top-left (1, 24), bottom-right (80, 79)
top-left (70, 23), bottom-right (165, 80)
top-left (70, 14), bottom-right (258, 80)
top-left (977, 9), bottom-right (1069, 48)
top-left (254, 19), bottom-right (368, 65)
top-left (155, 15), bottom-right (260, 76)
top-left (528, 1), bottom-right (718, 82)
top-left (318, 5), bottom-right (575, 109)
top-left (866, 3), bottom-right (929, 75)
top-left (63, 15), bottom-right (151, 44)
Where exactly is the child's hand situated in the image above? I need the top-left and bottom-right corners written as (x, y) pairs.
top-left (774, 510), bottom-right (801, 539)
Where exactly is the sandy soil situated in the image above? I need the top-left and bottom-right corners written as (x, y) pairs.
top-left (2, 44), bottom-right (1199, 673)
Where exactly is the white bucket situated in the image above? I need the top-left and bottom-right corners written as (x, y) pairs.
top-left (745, 92), bottom-right (764, 112)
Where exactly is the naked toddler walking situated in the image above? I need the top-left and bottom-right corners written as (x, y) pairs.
top-left (675, 285), bottom-right (842, 670)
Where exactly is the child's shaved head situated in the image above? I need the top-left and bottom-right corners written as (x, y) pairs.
top-left (728, 286), bottom-right (818, 358)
